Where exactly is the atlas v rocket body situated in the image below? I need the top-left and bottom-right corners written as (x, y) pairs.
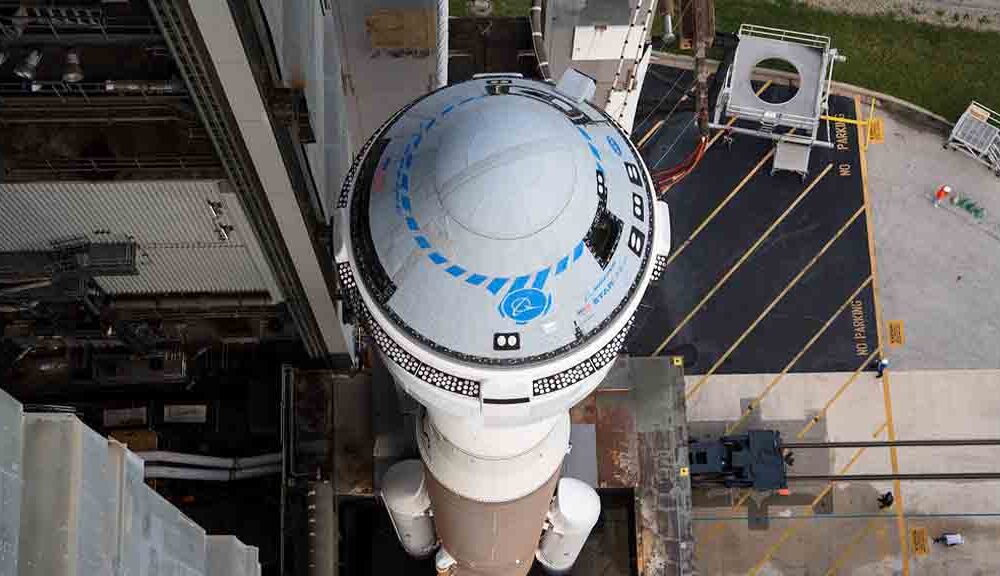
top-left (334, 73), bottom-right (669, 575)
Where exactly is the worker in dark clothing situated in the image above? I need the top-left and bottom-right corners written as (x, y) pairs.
top-left (874, 357), bottom-right (889, 379)
top-left (877, 491), bottom-right (894, 510)
top-left (783, 451), bottom-right (795, 468)
top-left (722, 128), bottom-right (735, 151)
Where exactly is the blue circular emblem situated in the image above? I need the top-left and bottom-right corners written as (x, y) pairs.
top-left (606, 135), bottom-right (623, 157)
top-left (499, 288), bottom-right (552, 325)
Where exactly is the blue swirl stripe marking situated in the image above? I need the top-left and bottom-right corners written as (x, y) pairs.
top-left (510, 275), bottom-right (530, 292)
top-left (388, 89), bottom-right (602, 312)
top-left (532, 268), bottom-right (550, 290)
top-left (607, 135), bottom-right (623, 157)
top-left (555, 256), bottom-right (569, 275)
top-left (486, 277), bottom-right (509, 295)
top-left (588, 143), bottom-right (602, 161)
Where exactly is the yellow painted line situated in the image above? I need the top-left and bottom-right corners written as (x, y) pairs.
top-left (707, 81), bottom-right (774, 150)
top-left (837, 420), bottom-right (887, 475)
top-left (825, 516), bottom-right (884, 576)
top-left (883, 373), bottom-right (908, 567)
top-left (820, 115), bottom-right (869, 127)
top-left (747, 421), bottom-right (888, 576)
top-left (855, 95), bottom-right (909, 576)
top-left (811, 421), bottom-right (888, 507)
top-left (662, 148), bottom-right (776, 268)
top-left (698, 490), bottom-right (755, 544)
top-left (638, 81), bottom-right (773, 151)
top-left (654, 161), bottom-right (828, 356)
top-left (795, 348), bottom-right (881, 440)
top-left (659, 80), bottom-right (780, 197)
top-left (686, 199), bottom-right (863, 402)
top-left (705, 116), bottom-right (738, 149)
top-left (725, 276), bottom-right (874, 435)
top-left (637, 115), bottom-right (670, 149)
top-left (857, 96), bottom-right (885, 354)
top-left (749, 527), bottom-right (799, 576)
top-left (655, 82), bottom-right (777, 196)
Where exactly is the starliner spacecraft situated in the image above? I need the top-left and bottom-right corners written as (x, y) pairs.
top-left (334, 71), bottom-right (670, 575)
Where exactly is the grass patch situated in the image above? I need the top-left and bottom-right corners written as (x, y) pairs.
top-left (714, 0), bottom-right (1000, 120)
top-left (449, 0), bottom-right (530, 18)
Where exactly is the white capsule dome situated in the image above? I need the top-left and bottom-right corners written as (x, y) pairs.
top-left (334, 74), bottom-right (670, 425)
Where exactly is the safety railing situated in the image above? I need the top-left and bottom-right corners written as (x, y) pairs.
top-left (739, 24), bottom-right (831, 50)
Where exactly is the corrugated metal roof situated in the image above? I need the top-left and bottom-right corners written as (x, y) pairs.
top-left (0, 181), bottom-right (280, 297)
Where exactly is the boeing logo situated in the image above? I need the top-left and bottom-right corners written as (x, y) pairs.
top-left (499, 288), bottom-right (552, 325)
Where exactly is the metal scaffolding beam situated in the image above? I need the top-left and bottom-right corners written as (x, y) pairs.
top-left (146, 0), bottom-right (347, 359)
top-left (2, 155), bottom-right (223, 181)
top-left (0, 94), bottom-right (198, 125)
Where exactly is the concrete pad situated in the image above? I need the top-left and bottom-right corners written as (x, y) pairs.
top-left (889, 370), bottom-right (1000, 512)
top-left (866, 109), bottom-right (1000, 370)
top-left (669, 90), bottom-right (1000, 576)
top-left (688, 369), bottom-right (1000, 574)
top-left (686, 372), bottom-right (887, 448)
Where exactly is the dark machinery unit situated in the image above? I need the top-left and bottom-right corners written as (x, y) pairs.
top-left (689, 430), bottom-right (787, 491)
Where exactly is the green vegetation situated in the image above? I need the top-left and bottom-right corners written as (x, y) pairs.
top-left (448, 0), bottom-right (531, 18)
top-left (447, 0), bottom-right (999, 120)
top-left (714, 0), bottom-right (1000, 120)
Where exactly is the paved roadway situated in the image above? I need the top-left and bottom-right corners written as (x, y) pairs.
top-left (688, 103), bottom-right (1000, 575)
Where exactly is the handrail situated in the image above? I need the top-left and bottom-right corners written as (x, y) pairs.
top-left (967, 101), bottom-right (1000, 129)
top-left (739, 23), bottom-right (830, 49)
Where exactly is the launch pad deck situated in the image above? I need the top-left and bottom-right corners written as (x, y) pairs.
top-left (627, 67), bottom-right (879, 376)
top-left (343, 357), bottom-right (691, 575)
